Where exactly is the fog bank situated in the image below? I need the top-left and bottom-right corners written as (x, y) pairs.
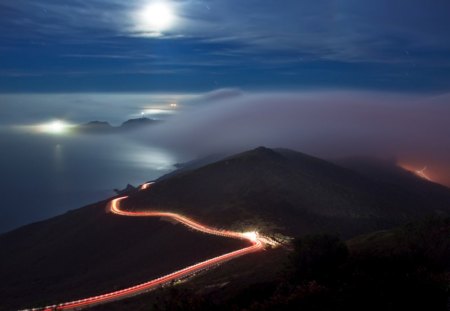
top-left (142, 90), bottom-right (450, 186)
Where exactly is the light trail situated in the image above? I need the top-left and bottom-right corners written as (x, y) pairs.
top-left (26, 183), bottom-right (267, 311)
top-left (140, 182), bottom-right (152, 190)
top-left (416, 166), bottom-right (432, 181)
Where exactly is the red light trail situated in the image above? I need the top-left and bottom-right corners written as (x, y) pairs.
top-left (26, 183), bottom-right (267, 311)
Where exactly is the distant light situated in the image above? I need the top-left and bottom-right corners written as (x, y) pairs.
top-left (40, 120), bottom-right (72, 135)
top-left (140, 182), bottom-right (153, 190)
top-left (170, 103), bottom-right (178, 108)
top-left (142, 108), bottom-right (177, 116)
top-left (399, 162), bottom-right (433, 182)
top-left (416, 166), bottom-right (432, 181)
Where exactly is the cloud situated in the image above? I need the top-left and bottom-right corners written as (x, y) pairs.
top-left (2, 0), bottom-right (450, 64)
top-left (61, 53), bottom-right (158, 60)
top-left (2, 0), bottom-right (450, 92)
top-left (195, 88), bottom-right (243, 102)
top-left (172, 0), bottom-right (450, 64)
top-left (0, 92), bottom-right (193, 126)
top-left (139, 89), bottom-right (450, 186)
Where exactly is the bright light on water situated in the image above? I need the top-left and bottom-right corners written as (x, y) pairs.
top-left (40, 120), bottom-right (73, 135)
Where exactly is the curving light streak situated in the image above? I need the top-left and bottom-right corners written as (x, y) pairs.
top-left (28, 183), bottom-right (267, 311)
top-left (140, 182), bottom-right (152, 190)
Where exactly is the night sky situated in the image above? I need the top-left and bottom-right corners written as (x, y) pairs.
top-left (1, 0), bottom-right (450, 92)
top-left (1, 1), bottom-right (450, 233)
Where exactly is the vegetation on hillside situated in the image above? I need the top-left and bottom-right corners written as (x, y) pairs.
top-left (92, 217), bottom-right (450, 311)
top-left (127, 147), bottom-right (450, 238)
top-left (0, 200), bottom-right (246, 311)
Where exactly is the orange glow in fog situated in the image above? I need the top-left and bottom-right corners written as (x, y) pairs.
top-left (415, 166), bottom-right (432, 181)
top-left (398, 163), bottom-right (434, 182)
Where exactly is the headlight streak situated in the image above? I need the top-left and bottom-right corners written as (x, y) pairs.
top-left (26, 182), bottom-right (276, 311)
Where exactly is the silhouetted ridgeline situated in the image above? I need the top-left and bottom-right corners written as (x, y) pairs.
top-left (127, 147), bottom-right (450, 237)
top-left (76, 117), bottom-right (161, 134)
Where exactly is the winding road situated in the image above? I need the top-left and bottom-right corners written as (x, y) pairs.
top-left (28, 182), bottom-right (267, 311)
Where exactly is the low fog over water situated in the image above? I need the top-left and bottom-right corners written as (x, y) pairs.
top-left (1, 90), bottom-right (450, 233)
top-left (143, 90), bottom-right (450, 187)
top-left (0, 93), bottom-right (185, 232)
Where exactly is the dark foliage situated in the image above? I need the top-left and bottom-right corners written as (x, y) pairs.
top-left (91, 217), bottom-right (450, 311)
top-left (248, 217), bottom-right (450, 311)
top-left (152, 287), bottom-right (214, 311)
top-left (288, 234), bottom-right (348, 284)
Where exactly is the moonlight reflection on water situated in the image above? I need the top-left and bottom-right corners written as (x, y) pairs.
top-left (0, 129), bottom-right (176, 233)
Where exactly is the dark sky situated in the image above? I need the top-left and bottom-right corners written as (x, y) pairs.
top-left (1, 0), bottom-right (450, 92)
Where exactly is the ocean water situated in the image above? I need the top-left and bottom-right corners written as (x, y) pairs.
top-left (0, 129), bottom-right (175, 233)
top-left (0, 93), bottom-right (190, 233)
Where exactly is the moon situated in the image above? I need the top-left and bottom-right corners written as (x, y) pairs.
top-left (138, 2), bottom-right (175, 32)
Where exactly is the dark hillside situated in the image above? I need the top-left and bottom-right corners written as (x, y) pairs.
top-left (90, 217), bottom-right (450, 311)
top-left (0, 199), bottom-right (246, 311)
top-left (127, 147), bottom-right (450, 237)
top-left (336, 156), bottom-right (450, 207)
top-left (2, 147), bottom-right (450, 310)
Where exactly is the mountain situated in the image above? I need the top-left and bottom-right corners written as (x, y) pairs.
top-left (1, 147), bottom-right (450, 310)
top-left (120, 117), bottom-right (161, 130)
top-left (335, 156), bottom-right (450, 202)
top-left (77, 121), bottom-right (114, 134)
top-left (129, 147), bottom-right (450, 237)
top-left (76, 118), bottom-right (160, 134)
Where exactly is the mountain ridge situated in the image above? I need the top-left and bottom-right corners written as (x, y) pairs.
top-left (76, 117), bottom-right (161, 134)
top-left (127, 147), bottom-right (450, 237)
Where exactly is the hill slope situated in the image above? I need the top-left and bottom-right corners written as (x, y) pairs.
top-left (2, 147), bottom-right (450, 310)
top-left (89, 217), bottom-right (450, 311)
top-left (0, 199), bottom-right (246, 311)
top-left (127, 147), bottom-right (450, 237)
top-left (335, 156), bottom-right (450, 206)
